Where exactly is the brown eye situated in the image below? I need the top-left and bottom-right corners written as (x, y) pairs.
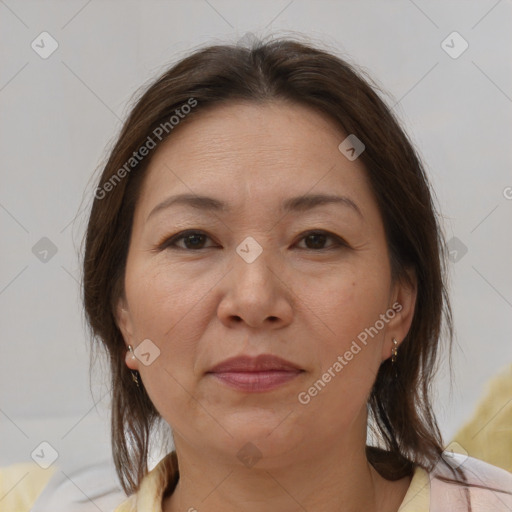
top-left (297, 231), bottom-right (347, 251)
top-left (180, 233), bottom-right (209, 249)
top-left (159, 231), bottom-right (215, 250)
top-left (304, 233), bottom-right (328, 249)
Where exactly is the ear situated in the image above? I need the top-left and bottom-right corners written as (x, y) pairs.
top-left (381, 267), bottom-right (417, 361)
top-left (115, 296), bottom-right (139, 371)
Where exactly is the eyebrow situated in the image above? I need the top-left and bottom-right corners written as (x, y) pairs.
top-left (146, 192), bottom-right (363, 222)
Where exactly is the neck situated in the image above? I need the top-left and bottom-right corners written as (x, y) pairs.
top-left (163, 431), bottom-right (410, 512)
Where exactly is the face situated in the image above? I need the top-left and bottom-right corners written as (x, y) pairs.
top-left (116, 101), bottom-right (416, 467)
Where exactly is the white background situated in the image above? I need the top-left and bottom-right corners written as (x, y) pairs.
top-left (1, 0), bottom-right (511, 482)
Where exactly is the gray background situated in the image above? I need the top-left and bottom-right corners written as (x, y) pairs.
top-left (1, 0), bottom-right (511, 480)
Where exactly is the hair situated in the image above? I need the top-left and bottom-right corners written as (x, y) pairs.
top-left (82, 36), bottom-right (456, 496)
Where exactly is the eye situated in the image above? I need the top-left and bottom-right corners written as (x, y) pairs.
top-left (295, 230), bottom-right (348, 251)
top-left (158, 230), bottom-right (215, 251)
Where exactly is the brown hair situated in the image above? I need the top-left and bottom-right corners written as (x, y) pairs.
top-left (82, 36), bottom-right (454, 496)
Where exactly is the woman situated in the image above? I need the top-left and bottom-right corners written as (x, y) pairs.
top-left (82, 37), bottom-right (512, 511)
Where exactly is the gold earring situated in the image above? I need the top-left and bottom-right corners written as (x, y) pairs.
top-left (131, 371), bottom-right (140, 387)
top-left (391, 338), bottom-right (398, 364)
top-left (127, 345), bottom-right (140, 388)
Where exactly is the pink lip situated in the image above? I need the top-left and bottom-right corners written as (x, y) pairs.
top-left (207, 354), bottom-right (304, 393)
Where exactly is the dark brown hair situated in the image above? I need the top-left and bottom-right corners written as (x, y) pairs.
top-left (82, 36), bottom-right (455, 496)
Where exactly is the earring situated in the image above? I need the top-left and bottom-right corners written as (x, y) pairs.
top-left (127, 345), bottom-right (140, 388)
top-left (391, 338), bottom-right (398, 364)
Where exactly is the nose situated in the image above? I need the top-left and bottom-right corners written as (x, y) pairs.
top-left (217, 245), bottom-right (294, 329)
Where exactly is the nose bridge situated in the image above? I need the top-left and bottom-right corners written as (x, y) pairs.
top-left (217, 233), bottom-right (292, 328)
top-left (233, 234), bottom-right (275, 292)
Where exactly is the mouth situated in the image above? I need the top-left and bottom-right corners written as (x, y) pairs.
top-left (206, 354), bottom-right (305, 393)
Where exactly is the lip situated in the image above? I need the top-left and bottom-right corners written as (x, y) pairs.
top-left (206, 354), bottom-right (304, 393)
top-left (208, 354), bottom-right (303, 373)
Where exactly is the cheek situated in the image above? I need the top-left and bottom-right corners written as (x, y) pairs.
top-left (306, 266), bottom-right (389, 347)
top-left (301, 263), bottom-right (391, 403)
top-left (294, 274), bottom-right (388, 428)
top-left (124, 262), bottom-right (213, 424)
top-left (125, 259), bottom-right (215, 340)
top-left (123, 261), bottom-right (213, 390)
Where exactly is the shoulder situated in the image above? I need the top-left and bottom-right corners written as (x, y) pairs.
top-left (429, 454), bottom-right (512, 511)
top-left (114, 494), bottom-right (137, 512)
top-left (1, 458), bottom-right (128, 511)
top-left (0, 462), bottom-right (56, 510)
top-left (114, 451), bottom-right (179, 512)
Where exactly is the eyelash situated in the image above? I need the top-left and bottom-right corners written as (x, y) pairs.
top-left (157, 229), bottom-right (348, 252)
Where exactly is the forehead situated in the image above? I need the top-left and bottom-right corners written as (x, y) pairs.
top-left (136, 101), bottom-right (375, 219)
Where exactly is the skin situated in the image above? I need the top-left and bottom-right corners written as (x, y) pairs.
top-left (116, 100), bottom-right (417, 512)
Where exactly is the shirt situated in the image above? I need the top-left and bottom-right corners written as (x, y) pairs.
top-left (114, 451), bottom-right (512, 511)
top-left (0, 461), bottom-right (56, 511)
top-left (3, 450), bottom-right (511, 511)
top-left (0, 458), bottom-right (125, 511)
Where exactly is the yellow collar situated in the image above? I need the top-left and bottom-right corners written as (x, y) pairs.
top-left (116, 451), bottom-right (429, 512)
